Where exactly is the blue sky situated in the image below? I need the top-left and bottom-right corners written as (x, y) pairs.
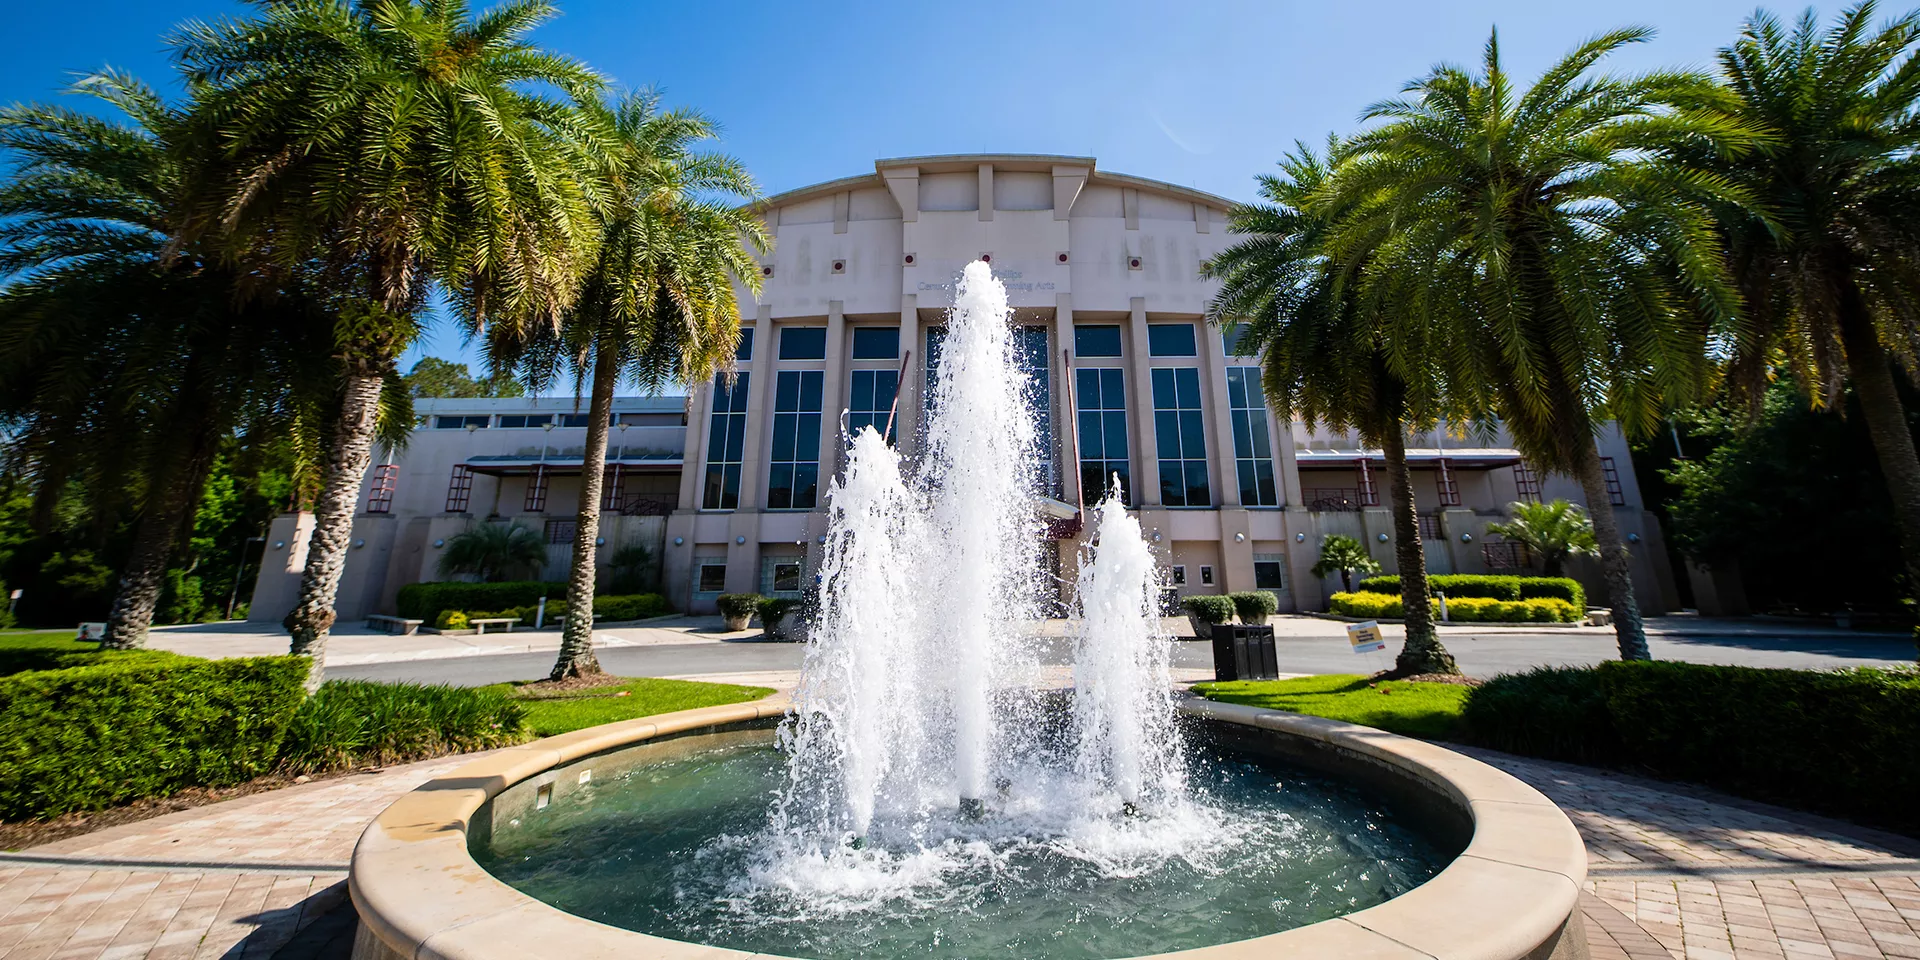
top-left (0, 0), bottom-right (1849, 379)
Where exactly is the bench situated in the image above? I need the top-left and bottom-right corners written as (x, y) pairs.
top-left (365, 615), bottom-right (424, 636)
top-left (469, 617), bottom-right (521, 635)
top-left (1586, 609), bottom-right (1613, 627)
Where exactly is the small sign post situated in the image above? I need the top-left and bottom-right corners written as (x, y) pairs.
top-left (76, 622), bottom-right (107, 643)
top-left (1346, 620), bottom-right (1387, 654)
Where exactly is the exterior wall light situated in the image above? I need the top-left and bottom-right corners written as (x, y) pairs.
top-left (735, 535), bottom-right (747, 545)
top-left (1234, 532), bottom-right (1246, 542)
top-left (353, 539), bottom-right (367, 549)
top-left (1151, 530), bottom-right (1162, 542)
top-left (673, 537), bottom-right (685, 546)
top-left (1295, 533), bottom-right (1306, 543)
top-left (1459, 533), bottom-right (1473, 544)
top-left (1377, 533), bottom-right (1390, 543)
top-left (595, 537), bottom-right (606, 546)
top-left (1626, 533), bottom-right (1642, 544)
top-left (272, 541), bottom-right (286, 549)
top-left (817, 535), bottom-right (828, 544)
top-left (433, 539), bottom-right (445, 548)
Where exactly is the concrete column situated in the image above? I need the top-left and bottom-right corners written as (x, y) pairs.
top-left (724, 515), bottom-right (761, 595)
top-left (676, 380), bottom-right (713, 511)
top-left (734, 305), bottom-right (776, 511)
top-left (1125, 297), bottom-right (1160, 507)
top-left (1218, 508), bottom-right (1255, 592)
top-left (1202, 320), bottom-right (1240, 507)
top-left (818, 300), bottom-right (848, 479)
top-left (1053, 293), bottom-right (1081, 507)
top-left (978, 164), bottom-right (993, 221)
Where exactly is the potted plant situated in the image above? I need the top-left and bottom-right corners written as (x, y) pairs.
top-left (1228, 591), bottom-right (1279, 626)
top-left (1181, 595), bottom-right (1235, 638)
top-left (716, 593), bottom-right (761, 632)
top-left (757, 596), bottom-right (802, 641)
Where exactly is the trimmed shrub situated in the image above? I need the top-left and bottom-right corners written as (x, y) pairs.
top-left (279, 679), bottom-right (527, 773)
top-left (1181, 595), bottom-right (1235, 624)
top-left (594, 593), bottom-right (670, 622)
top-left (0, 639), bottom-right (186, 677)
top-left (396, 581), bottom-right (564, 624)
top-left (1356, 574), bottom-right (1586, 609)
top-left (757, 596), bottom-right (799, 627)
top-left (1331, 592), bottom-right (1579, 623)
top-left (1228, 591), bottom-right (1279, 624)
top-left (0, 656), bottom-right (309, 819)
top-left (717, 593), bottom-right (762, 620)
top-left (436, 610), bottom-right (471, 630)
top-left (1463, 666), bottom-right (1622, 765)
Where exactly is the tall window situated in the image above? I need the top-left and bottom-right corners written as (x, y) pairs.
top-left (444, 465), bottom-right (474, 512)
top-left (1075, 368), bottom-right (1130, 504)
top-left (847, 369), bottom-right (900, 444)
top-left (366, 464), bottom-right (397, 514)
top-left (925, 327), bottom-right (1051, 466)
top-left (1226, 367), bottom-right (1279, 506)
top-left (768, 370), bottom-right (823, 509)
top-left (702, 373), bottom-right (750, 510)
top-left (1152, 367), bottom-right (1210, 506)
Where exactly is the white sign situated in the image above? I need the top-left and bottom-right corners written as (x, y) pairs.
top-left (1346, 620), bottom-right (1387, 654)
top-left (76, 622), bottom-right (107, 642)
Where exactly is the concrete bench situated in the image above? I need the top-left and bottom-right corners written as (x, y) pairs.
top-left (469, 617), bottom-right (521, 635)
top-left (1587, 609), bottom-right (1613, 627)
top-left (366, 615), bottom-right (424, 636)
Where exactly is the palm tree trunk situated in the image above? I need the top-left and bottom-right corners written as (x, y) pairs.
top-left (284, 371), bottom-right (385, 691)
top-left (102, 464), bottom-right (200, 649)
top-left (1571, 436), bottom-right (1648, 660)
top-left (550, 342), bottom-right (616, 681)
top-left (1381, 427), bottom-right (1458, 676)
top-left (1837, 288), bottom-right (1920, 659)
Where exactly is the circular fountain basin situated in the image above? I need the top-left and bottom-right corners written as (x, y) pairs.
top-left (346, 697), bottom-right (1589, 960)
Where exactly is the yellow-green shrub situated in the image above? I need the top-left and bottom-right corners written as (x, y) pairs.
top-left (1330, 592), bottom-right (1579, 623)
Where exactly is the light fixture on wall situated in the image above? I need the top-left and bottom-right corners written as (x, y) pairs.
top-left (1295, 533), bottom-right (1306, 543)
top-left (595, 537), bottom-right (605, 546)
top-left (353, 539), bottom-right (366, 549)
top-left (272, 540), bottom-right (286, 549)
top-left (673, 537), bottom-right (684, 546)
top-left (1626, 533), bottom-right (1642, 544)
top-left (1151, 530), bottom-right (1162, 542)
top-left (432, 539), bottom-right (445, 548)
top-left (1377, 533), bottom-right (1389, 543)
top-left (1234, 532), bottom-right (1246, 542)
top-left (1459, 533), bottom-right (1473, 544)
top-left (760, 264), bottom-right (774, 278)
top-left (817, 535), bottom-right (828, 544)
top-left (831, 259), bottom-right (846, 274)
top-left (1127, 256), bottom-right (1143, 270)
top-left (1056, 251), bottom-right (1069, 264)
top-left (735, 535), bottom-right (747, 545)
top-left (903, 252), bottom-right (916, 266)
top-left (979, 252), bottom-right (993, 264)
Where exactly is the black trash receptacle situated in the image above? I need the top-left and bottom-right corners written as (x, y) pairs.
top-left (1209, 624), bottom-right (1279, 681)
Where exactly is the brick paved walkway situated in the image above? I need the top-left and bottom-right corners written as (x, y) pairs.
top-left (2, 729), bottom-right (1916, 959)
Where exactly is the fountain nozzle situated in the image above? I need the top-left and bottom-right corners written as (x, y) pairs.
top-left (958, 797), bottom-right (987, 820)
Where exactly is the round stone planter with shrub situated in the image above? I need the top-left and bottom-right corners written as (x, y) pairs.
top-left (716, 593), bottom-right (761, 631)
top-left (1181, 594), bottom-right (1235, 638)
top-left (1228, 590), bottom-right (1279, 626)
top-left (756, 597), bottom-right (804, 641)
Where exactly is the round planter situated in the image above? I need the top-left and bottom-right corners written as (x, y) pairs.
top-left (722, 614), bottom-right (751, 631)
top-left (1187, 616), bottom-right (1225, 638)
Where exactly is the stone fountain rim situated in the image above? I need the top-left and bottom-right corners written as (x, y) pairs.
top-left (346, 695), bottom-right (1589, 960)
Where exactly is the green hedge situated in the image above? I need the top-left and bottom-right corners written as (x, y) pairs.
top-left (717, 593), bottom-right (761, 619)
top-left (0, 656), bottom-right (309, 819)
top-left (1356, 574), bottom-right (1585, 609)
top-left (0, 637), bottom-right (188, 677)
top-left (1464, 662), bottom-right (1920, 834)
top-left (280, 680), bottom-right (526, 773)
top-left (1181, 595), bottom-right (1235, 624)
top-left (396, 581), bottom-right (563, 624)
top-left (1330, 591), bottom-right (1581, 623)
top-left (431, 592), bottom-right (674, 630)
top-left (1228, 591), bottom-right (1279, 621)
top-left (594, 593), bottom-right (670, 621)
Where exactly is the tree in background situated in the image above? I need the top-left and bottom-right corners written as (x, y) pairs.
top-left (437, 522), bottom-right (547, 583)
top-left (404, 358), bottom-right (526, 399)
top-left (1685, 5), bottom-right (1920, 605)
top-left (1311, 535), bottom-right (1382, 594)
top-left (175, 0), bottom-right (599, 687)
top-left (1327, 29), bottom-right (1752, 660)
top-left (1205, 142), bottom-right (1458, 676)
top-left (507, 92), bottom-right (766, 681)
top-left (1487, 500), bottom-right (1598, 577)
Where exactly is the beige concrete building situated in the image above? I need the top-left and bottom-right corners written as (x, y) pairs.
top-left (249, 154), bottom-right (1679, 623)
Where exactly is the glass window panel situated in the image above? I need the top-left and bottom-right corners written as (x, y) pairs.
top-left (798, 414), bottom-right (821, 461)
top-left (1074, 325), bottom-right (1123, 358)
top-left (1077, 411), bottom-right (1103, 459)
top-left (1186, 460), bottom-right (1211, 506)
top-left (1151, 368), bottom-right (1174, 407)
top-left (772, 562), bottom-right (803, 593)
top-left (697, 564), bottom-right (727, 593)
top-left (779, 326), bottom-right (826, 360)
top-left (776, 372), bottom-right (798, 410)
top-left (736, 328), bottom-right (753, 362)
top-left (800, 371), bottom-right (822, 411)
top-left (1238, 461), bottom-right (1259, 505)
top-left (1147, 323), bottom-right (1197, 357)
top-left (1254, 561), bottom-right (1285, 589)
top-left (1256, 461), bottom-right (1278, 505)
top-left (1175, 368), bottom-right (1201, 408)
top-left (768, 371), bottom-right (824, 509)
top-left (770, 413), bottom-right (796, 462)
top-left (1181, 410), bottom-right (1206, 458)
top-left (793, 464), bottom-right (819, 509)
top-left (1155, 410), bottom-right (1181, 458)
top-left (1076, 368), bottom-right (1100, 407)
top-left (1227, 368), bottom-right (1248, 410)
top-left (724, 418), bottom-right (746, 462)
top-left (1101, 368), bottom-right (1124, 403)
top-left (766, 465), bottom-right (793, 509)
top-left (1160, 462), bottom-right (1187, 506)
top-left (1103, 413), bottom-right (1128, 459)
top-left (1226, 365), bottom-right (1279, 506)
top-left (702, 372), bottom-right (749, 509)
top-left (1151, 366), bottom-right (1208, 506)
top-left (851, 326), bottom-right (899, 360)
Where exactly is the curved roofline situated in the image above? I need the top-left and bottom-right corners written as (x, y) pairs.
top-left (752, 153), bottom-right (1237, 214)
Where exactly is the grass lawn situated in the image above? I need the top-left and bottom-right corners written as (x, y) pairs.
top-left (487, 676), bottom-right (776, 737)
top-left (1192, 674), bottom-right (1471, 740)
top-left (0, 629), bottom-right (85, 645)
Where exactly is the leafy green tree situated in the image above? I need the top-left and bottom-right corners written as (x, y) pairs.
top-left (508, 92), bottom-right (766, 680)
top-left (403, 357), bottom-right (526, 399)
top-left (1206, 142), bottom-right (1457, 675)
top-left (1326, 29), bottom-right (1752, 660)
top-left (1310, 534), bottom-right (1383, 594)
top-left (0, 72), bottom-right (333, 648)
top-left (1684, 4), bottom-right (1920, 606)
top-left (437, 522), bottom-right (547, 583)
top-left (1487, 499), bottom-right (1598, 577)
top-left (174, 0), bottom-right (599, 687)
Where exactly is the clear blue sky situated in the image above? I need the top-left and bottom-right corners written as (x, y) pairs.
top-left (0, 0), bottom-right (1851, 379)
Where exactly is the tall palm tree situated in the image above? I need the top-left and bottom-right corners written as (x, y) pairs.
top-left (1327, 29), bottom-right (1754, 660)
top-left (1206, 143), bottom-right (1458, 676)
top-left (173, 0), bottom-right (600, 688)
top-left (0, 72), bottom-right (336, 649)
top-left (1689, 4), bottom-right (1920, 607)
top-left (510, 92), bottom-right (767, 681)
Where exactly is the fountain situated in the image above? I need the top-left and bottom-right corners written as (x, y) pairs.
top-left (348, 262), bottom-right (1592, 960)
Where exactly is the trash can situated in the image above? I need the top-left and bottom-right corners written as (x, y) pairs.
top-left (1209, 624), bottom-right (1279, 682)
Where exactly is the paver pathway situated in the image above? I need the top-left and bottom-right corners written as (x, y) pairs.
top-left (3, 720), bottom-right (1917, 959)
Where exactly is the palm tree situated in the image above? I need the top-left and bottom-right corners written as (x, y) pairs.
top-left (0, 72), bottom-right (336, 649)
top-left (1327, 29), bottom-right (1753, 660)
top-left (1688, 4), bottom-right (1920, 607)
top-left (1487, 500), bottom-right (1598, 577)
top-left (173, 0), bottom-right (600, 688)
top-left (437, 522), bottom-right (547, 583)
top-left (509, 92), bottom-right (767, 681)
top-left (1310, 534), bottom-right (1383, 594)
top-left (1206, 143), bottom-right (1459, 676)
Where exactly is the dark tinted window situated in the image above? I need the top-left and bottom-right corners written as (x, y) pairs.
top-left (779, 327), bottom-right (827, 360)
top-left (1074, 325), bottom-right (1123, 358)
top-left (736, 328), bottom-right (754, 362)
top-left (1147, 323), bottom-right (1197, 357)
top-left (851, 326), bottom-right (899, 360)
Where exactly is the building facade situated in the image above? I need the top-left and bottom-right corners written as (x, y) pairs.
top-left (249, 154), bottom-right (1679, 624)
